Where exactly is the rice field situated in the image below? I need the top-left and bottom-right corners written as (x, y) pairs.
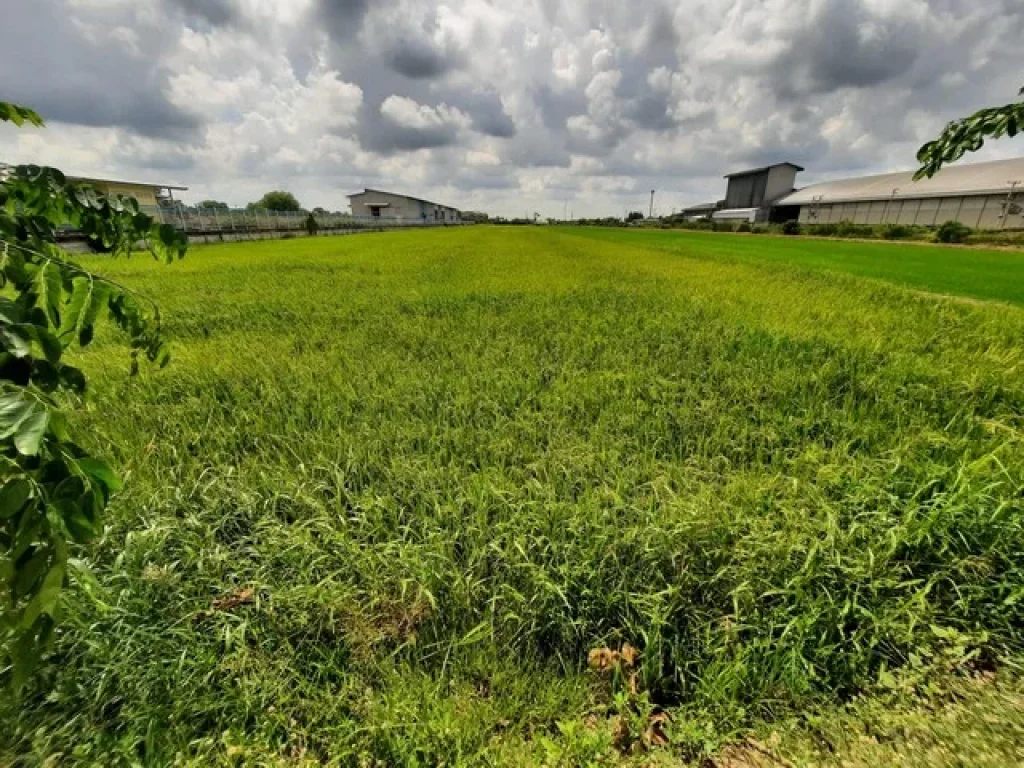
top-left (3, 226), bottom-right (1024, 766)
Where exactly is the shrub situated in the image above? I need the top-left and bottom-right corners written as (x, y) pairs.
top-left (835, 221), bottom-right (874, 239)
top-left (882, 224), bottom-right (913, 240)
top-left (935, 220), bottom-right (972, 244)
top-left (807, 223), bottom-right (838, 237)
top-left (736, 222), bottom-right (752, 233)
top-left (781, 220), bottom-right (801, 235)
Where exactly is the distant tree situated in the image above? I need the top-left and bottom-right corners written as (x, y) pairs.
top-left (198, 200), bottom-right (229, 210)
top-left (247, 190), bottom-right (301, 212)
top-left (311, 206), bottom-right (329, 217)
top-left (626, 211), bottom-right (644, 222)
top-left (305, 212), bottom-right (318, 236)
top-left (915, 86), bottom-right (1024, 179)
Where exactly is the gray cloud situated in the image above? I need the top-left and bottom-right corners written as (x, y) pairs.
top-left (448, 90), bottom-right (516, 138)
top-left (316, 0), bottom-right (376, 40)
top-left (5, 0), bottom-right (1024, 217)
top-left (0, 0), bottom-right (200, 140)
top-left (169, 0), bottom-right (243, 28)
top-left (361, 107), bottom-right (460, 153)
top-left (769, 0), bottom-right (922, 98)
top-left (387, 35), bottom-right (459, 79)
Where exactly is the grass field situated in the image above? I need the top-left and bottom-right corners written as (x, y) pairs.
top-left (572, 227), bottom-right (1024, 306)
top-left (3, 227), bottom-right (1024, 765)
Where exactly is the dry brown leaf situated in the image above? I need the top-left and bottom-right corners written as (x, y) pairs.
top-left (212, 587), bottom-right (256, 611)
top-left (588, 647), bottom-right (619, 672)
top-left (620, 643), bottom-right (639, 668)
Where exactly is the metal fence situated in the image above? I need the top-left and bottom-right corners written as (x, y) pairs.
top-left (145, 205), bottom-right (451, 234)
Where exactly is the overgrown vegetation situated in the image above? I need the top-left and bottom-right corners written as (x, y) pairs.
top-left (0, 104), bottom-right (187, 695)
top-left (2, 227), bottom-right (1021, 764)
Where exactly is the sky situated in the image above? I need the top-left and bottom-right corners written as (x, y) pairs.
top-left (1, 0), bottom-right (1022, 218)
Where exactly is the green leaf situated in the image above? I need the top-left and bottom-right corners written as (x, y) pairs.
top-left (0, 102), bottom-right (44, 128)
top-left (76, 457), bottom-right (122, 495)
top-left (0, 325), bottom-right (32, 358)
top-left (0, 478), bottom-right (31, 519)
top-left (14, 548), bottom-right (50, 599)
top-left (0, 388), bottom-right (39, 439)
top-left (20, 561), bottom-right (65, 629)
top-left (60, 276), bottom-right (91, 342)
top-left (78, 282), bottom-right (110, 348)
top-left (14, 405), bottom-right (49, 455)
top-left (34, 260), bottom-right (63, 328)
top-left (30, 326), bottom-right (62, 364)
top-left (58, 365), bottom-right (86, 394)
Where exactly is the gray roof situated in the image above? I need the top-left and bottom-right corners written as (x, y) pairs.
top-left (777, 156), bottom-right (1024, 206)
top-left (724, 162), bottom-right (804, 178)
top-left (0, 163), bottom-right (187, 191)
top-left (347, 188), bottom-right (458, 211)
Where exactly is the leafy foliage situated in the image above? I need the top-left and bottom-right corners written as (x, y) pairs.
top-left (915, 87), bottom-right (1024, 179)
top-left (0, 103), bottom-right (43, 128)
top-left (198, 200), bottom-right (229, 210)
top-left (0, 103), bottom-right (186, 692)
top-left (247, 190), bottom-right (302, 212)
top-left (935, 219), bottom-right (972, 244)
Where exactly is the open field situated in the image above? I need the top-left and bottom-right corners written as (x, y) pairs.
top-left (573, 227), bottom-right (1024, 305)
top-left (3, 227), bottom-right (1024, 765)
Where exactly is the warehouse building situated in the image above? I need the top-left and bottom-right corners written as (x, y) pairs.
top-left (682, 162), bottom-right (804, 223)
top-left (775, 156), bottom-right (1024, 230)
top-left (0, 164), bottom-right (186, 208)
top-left (65, 174), bottom-right (187, 208)
top-left (347, 189), bottom-right (461, 223)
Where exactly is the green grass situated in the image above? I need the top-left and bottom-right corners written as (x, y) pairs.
top-left (572, 227), bottom-right (1024, 305)
top-left (2, 227), bottom-right (1023, 765)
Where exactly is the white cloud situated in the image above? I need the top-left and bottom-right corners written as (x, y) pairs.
top-left (2, 0), bottom-right (1022, 216)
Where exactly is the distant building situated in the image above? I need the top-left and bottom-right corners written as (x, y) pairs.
top-left (680, 202), bottom-right (719, 221)
top-left (0, 165), bottom-right (187, 208)
top-left (711, 162), bottom-right (804, 223)
top-left (347, 188), bottom-right (461, 223)
top-left (775, 156), bottom-right (1024, 230)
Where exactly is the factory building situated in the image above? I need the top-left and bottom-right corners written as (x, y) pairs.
top-left (774, 157), bottom-right (1024, 230)
top-left (347, 189), bottom-right (460, 223)
top-left (706, 162), bottom-right (804, 222)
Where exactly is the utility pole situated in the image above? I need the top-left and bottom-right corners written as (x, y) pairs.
top-left (649, 189), bottom-right (655, 219)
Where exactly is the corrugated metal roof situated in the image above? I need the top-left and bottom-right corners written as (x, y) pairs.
top-left (682, 202), bottom-right (718, 212)
top-left (67, 174), bottom-right (188, 191)
top-left (347, 188), bottom-right (458, 211)
top-left (0, 163), bottom-right (187, 190)
top-left (777, 157), bottom-right (1024, 205)
top-left (724, 162), bottom-right (804, 178)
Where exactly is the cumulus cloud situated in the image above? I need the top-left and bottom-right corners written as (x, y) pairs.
top-left (2, 0), bottom-right (1023, 216)
top-left (0, 0), bottom-right (201, 140)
